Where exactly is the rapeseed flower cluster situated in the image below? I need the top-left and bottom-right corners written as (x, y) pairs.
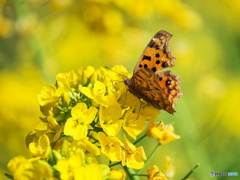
top-left (7, 65), bottom-right (180, 180)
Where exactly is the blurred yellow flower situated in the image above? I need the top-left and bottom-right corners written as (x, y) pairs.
top-left (154, 0), bottom-right (202, 29)
top-left (164, 156), bottom-right (175, 179)
top-left (50, 0), bottom-right (73, 10)
top-left (8, 156), bottom-right (53, 180)
top-left (0, 15), bottom-right (12, 37)
top-left (158, 124), bottom-right (181, 145)
top-left (64, 103), bottom-right (98, 140)
top-left (147, 165), bottom-right (168, 180)
top-left (122, 138), bottom-right (146, 169)
top-left (103, 9), bottom-right (124, 34)
top-left (98, 132), bottom-right (123, 162)
top-left (15, 15), bottom-right (39, 37)
top-left (146, 120), bottom-right (180, 145)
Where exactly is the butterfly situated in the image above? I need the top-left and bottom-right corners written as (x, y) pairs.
top-left (124, 30), bottom-right (183, 114)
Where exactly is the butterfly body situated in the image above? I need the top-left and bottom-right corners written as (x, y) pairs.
top-left (125, 30), bottom-right (183, 114)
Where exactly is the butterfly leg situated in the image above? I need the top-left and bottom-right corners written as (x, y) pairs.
top-left (122, 89), bottom-right (129, 107)
top-left (135, 99), bottom-right (143, 120)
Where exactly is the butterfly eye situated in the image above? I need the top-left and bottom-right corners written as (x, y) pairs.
top-left (166, 80), bottom-right (171, 86)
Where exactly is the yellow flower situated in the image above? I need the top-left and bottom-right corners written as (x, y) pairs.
top-left (47, 116), bottom-right (64, 142)
top-left (147, 165), bottom-right (168, 180)
top-left (158, 124), bottom-right (181, 145)
top-left (81, 80), bottom-right (117, 107)
top-left (98, 132), bottom-right (123, 162)
top-left (99, 104), bottom-right (123, 136)
top-left (141, 105), bottom-right (160, 120)
top-left (78, 66), bottom-right (96, 85)
top-left (37, 85), bottom-right (61, 106)
top-left (122, 107), bottom-right (146, 139)
top-left (75, 163), bottom-right (103, 180)
top-left (103, 65), bottom-right (129, 100)
top-left (55, 151), bottom-right (103, 180)
top-left (146, 119), bottom-right (164, 138)
top-left (64, 103), bottom-right (98, 140)
top-left (37, 84), bottom-right (65, 116)
top-left (56, 71), bottom-right (79, 90)
top-left (121, 92), bottom-right (141, 112)
top-left (8, 156), bottom-right (53, 180)
top-left (146, 121), bottom-right (180, 145)
top-left (29, 134), bottom-right (51, 158)
top-left (122, 138), bottom-right (146, 169)
top-left (107, 168), bottom-right (126, 180)
top-left (69, 137), bottom-right (100, 156)
top-left (7, 65), bottom-right (182, 179)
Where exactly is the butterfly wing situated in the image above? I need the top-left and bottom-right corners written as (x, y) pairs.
top-left (127, 68), bottom-right (182, 114)
top-left (124, 30), bottom-right (182, 114)
top-left (156, 70), bottom-right (183, 108)
top-left (133, 30), bottom-right (175, 73)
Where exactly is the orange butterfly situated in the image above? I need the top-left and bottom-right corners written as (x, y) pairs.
top-left (124, 30), bottom-right (183, 114)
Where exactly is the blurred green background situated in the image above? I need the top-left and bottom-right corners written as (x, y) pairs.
top-left (1, 0), bottom-right (240, 179)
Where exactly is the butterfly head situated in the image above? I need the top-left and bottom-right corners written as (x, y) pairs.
top-left (123, 77), bottom-right (131, 86)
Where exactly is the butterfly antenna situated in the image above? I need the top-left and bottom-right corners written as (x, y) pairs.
top-left (97, 66), bottom-right (126, 92)
top-left (104, 66), bottom-right (127, 78)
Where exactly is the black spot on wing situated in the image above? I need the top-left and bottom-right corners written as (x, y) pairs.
top-left (151, 67), bottom-right (157, 72)
top-left (162, 62), bottom-right (168, 68)
top-left (142, 55), bottom-right (151, 61)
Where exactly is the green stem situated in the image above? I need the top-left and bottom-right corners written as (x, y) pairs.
top-left (132, 174), bottom-right (148, 177)
top-left (137, 143), bottom-right (161, 174)
top-left (181, 163), bottom-right (200, 180)
top-left (4, 173), bottom-right (14, 180)
top-left (109, 161), bottom-right (121, 168)
top-left (134, 133), bottom-right (148, 145)
top-left (123, 166), bottom-right (140, 180)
